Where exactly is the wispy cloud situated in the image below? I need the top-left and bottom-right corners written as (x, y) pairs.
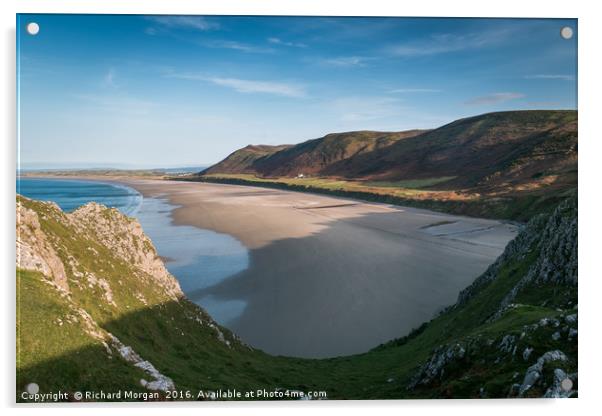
top-left (329, 96), bottom-right (404, 122)
top-left (267, 37), bottom-right (307, 48)
top-left (524, 74), bottom-right (575, 81)
top-left (465, 92), bottom-right (525, 106)
top-left (527, 101), bottom-right (562, 106)
top-left (74, 94), bottom-right (156, 115)
top-left (167, 73), bottom-right (306, 98)
top-left (207, 77), bottom-right (305, 97)
top-left (322, 56), bottom-right (372, 67)
top-left (145, 16), bottom-right (220, 32)
top-left (389, 88), bottom-right (441, 93)
top-left (103, 68), bottom-right (116, 88)
top-left (203, 40), bottom-right (273, 54)
top-left (388, 29), bottom-right (512, 57)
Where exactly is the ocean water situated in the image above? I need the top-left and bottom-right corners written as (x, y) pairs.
top-left (17, 178), bottom-right (142, 215)
top-left (17, 177), bottom-right (249, 325)
top-left (135, 197), bottom-right (249, 323)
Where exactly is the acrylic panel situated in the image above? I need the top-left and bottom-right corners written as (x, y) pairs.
top-left (16, 14), bottom-right (578, 402)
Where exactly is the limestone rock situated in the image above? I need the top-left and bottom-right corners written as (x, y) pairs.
top-left (110, 335), bottom-right (175, 392)
top-left (16, 201), bottom-right (69, 291)
top-left (407, 343), bottom-right (466, 389)
top-left (518, 350), bottom-right (568, 396)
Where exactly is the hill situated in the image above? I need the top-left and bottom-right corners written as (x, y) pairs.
top-left (202, 130), bottom-right (426, 176)
top-left (17, 194), bottom-right (577, 400)
top-left (195, 111), bottom-right (576, 221)
top-left (324, 110), bottom-right (577, 191)
top-left (203, 111), bottom-right (576, 191)
top-left (203, 144), bottom-right (292, 175)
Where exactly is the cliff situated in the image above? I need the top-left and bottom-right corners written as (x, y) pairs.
top-left (16, 194), bottom-right (577, 400)
top-left (17, 196), bottom-right (237, 398)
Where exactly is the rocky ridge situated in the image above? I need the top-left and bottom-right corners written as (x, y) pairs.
top-left (16, 196), bottom-right (236, 394)
top-left (406, 196), bottom-right (578, 398)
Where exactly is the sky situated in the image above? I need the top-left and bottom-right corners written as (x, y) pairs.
top-left (17, 15), bottom-right (577, 169)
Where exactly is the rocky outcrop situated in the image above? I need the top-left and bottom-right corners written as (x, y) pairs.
top-left (17, 197), bottom-right (182, 301)
top-left (16, 195), bottom-right (187, 393)
top-left (543, 368), bottom-right (577, 398)
top-left (407, 343), bottom-right (466, 389)
top-left (17, 200), bottom-right (69, 291)
top-left (406, 196), bottom-right (577, 398)
top-left (518, 350), bottom-right (569, 396)
top-left (407, 315), bottom-right (577, 398)
top-left (70, 203), bottom-right (182, 299)
top-left (491, 198), bottom-right (576, 319)
top-left (454, 195), bottom-right (577, 319)
top-left (453, 220), bottom-right (540, 308)
top-left (109, 335), bottom-right (176, 392)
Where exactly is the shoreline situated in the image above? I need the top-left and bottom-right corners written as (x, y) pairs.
top-left (21, 176), bottom-right (519, 358)
top-left (107, 178), bottom-right (519, 358)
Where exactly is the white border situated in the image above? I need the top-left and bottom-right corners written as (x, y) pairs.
top-left (2, 1), bottom-right (601, 415)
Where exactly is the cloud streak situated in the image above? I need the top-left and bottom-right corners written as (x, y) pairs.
top-left (203, 40), bottom-right (273, 54)
top-left (146, 16), bottom-right (220, 32)
top-left (321, 56), bottom-right (372, 67)
top-left (267, 37), bottom-right (307, 48)
top-left (74, 93), bottom-right (156, 115)
top-left (167, 73), bottom-right (306, 98)
top-left (465, 92), bottom-right (525, 106)
top-left (388, 28), bottom-right (513, 57)
top-left (389, 88), bottom-right (441, 93)
top-left (329, 96), bottom-right (404, 122)
top-left (525, 74), bottom-right (575, 81)
top-left (103, 68), bottom-right (116, 88)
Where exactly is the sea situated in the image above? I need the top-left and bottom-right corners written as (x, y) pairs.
top-left (16, 177), bottom-right (249, 325)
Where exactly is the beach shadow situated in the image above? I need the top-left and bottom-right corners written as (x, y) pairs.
top-left (184, 208), bottom-right (511, 358)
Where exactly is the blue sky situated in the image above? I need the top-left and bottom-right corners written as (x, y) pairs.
top-left (17, 15), bottom-right (577, 168)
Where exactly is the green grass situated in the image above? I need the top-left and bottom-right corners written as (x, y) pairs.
top-left (362, 177), bottom-right (457, 189)
top-left (17, 269), bottom-right (149, 398)
top-left (17, 195), bottom-right (577, 400)
top-left (184, 174), bottom-right (575, 222)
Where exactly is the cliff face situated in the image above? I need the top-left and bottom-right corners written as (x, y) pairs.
top-left (17, 200), bottom-right (69, 291)
top-left (69, 202), bottom-right (182, 299)
top-left (16, 196), bottom-right (236, 397)
top-left (405, 196), bottom-right (578, 398)
top-left (17, 198), bottom-right (184, 308)
top-left (456, 195), bottom-right (577, 313)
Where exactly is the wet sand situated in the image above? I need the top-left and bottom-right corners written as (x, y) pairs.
top-left (118, 179), bottom-right (518, 358)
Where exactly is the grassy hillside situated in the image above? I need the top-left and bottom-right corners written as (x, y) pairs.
top-left (203, 144), bottom-right (291, 176)
top-left (328, 110), bottom-right (576, 190)
top-left (253, 130), bottom-right (426, 177)
top-left (202, 130), bottom-right (425, 177)
top-left (17, 194), bottom-right (577, 401)
top-left (194, 111), bottom-right (577, 222)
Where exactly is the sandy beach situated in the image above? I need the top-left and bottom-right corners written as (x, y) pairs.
top-left (104, 178), bottom-right (518, 358)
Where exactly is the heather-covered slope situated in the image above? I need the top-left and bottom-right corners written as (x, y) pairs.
top-left (202, 130), bottom-right (425, 177)
top-left (196, 110), bottom-right (576, 221)
top-left (326, 110), bottom-right (577, 191)
top-left (252, 130), bottom-right (426, 177)
top-left (202, 144), bottom-right (291, 175)
top-left (203, 111), bottom-right (576, 193)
